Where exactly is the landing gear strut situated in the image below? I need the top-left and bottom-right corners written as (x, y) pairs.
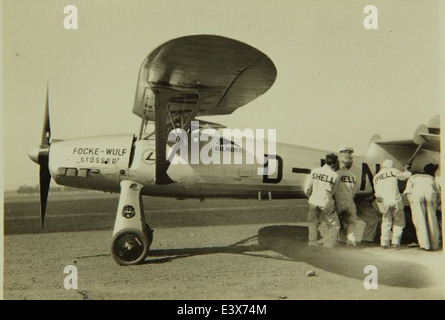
top-left (111, 181), bottom-right (153, 266)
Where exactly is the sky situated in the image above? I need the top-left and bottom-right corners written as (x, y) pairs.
top-left (2, 0), bottom-right (443, 191)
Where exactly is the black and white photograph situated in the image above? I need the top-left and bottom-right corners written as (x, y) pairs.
top-left (1, 0), bottom-right (444, 303)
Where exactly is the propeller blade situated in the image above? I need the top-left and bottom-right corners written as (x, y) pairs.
top-left (41, 84), bottom-right (51, 146)
top-left (37, 83), bottom-right (52, 227)
top-left (39, 162), bottom-right (51, 227)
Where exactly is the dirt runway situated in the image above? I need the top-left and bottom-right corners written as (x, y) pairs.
top-left (3, 194), bottom-right (445, 300)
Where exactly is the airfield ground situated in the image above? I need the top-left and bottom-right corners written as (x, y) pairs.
top-left (3, 193), bottom-right (445, 300)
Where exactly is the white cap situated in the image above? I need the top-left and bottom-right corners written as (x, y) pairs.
top-left (382, 160), bottom-right (393, 168)
top-left (338, 145), bottom-right (354, 154)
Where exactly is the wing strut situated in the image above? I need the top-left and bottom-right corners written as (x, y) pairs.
top-left (152, 86), bottom-right (176, 185)
top-left (149, 83), bottom-right (221, 185)
top-left (407, 124), bottom-right (428, 166)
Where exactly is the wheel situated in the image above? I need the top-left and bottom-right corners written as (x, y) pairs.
top-left (111, 229), bottom-right (149, 266)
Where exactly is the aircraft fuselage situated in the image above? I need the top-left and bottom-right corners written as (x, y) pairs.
top-left (49, 133), bottom-right (385, 200)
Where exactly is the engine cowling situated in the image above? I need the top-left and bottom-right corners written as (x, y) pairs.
top-left (49, 134), bottom-right (135, 192)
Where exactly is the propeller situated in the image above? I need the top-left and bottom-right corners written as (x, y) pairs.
top-left (28, 84), bottom-right (52, 226)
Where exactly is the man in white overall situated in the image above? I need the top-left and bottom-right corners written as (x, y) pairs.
top-left (373, 159), bottom-right (412, 248)
top-left (304, 154), bottom-right (340, 248)
top-left (403, 163), bottom-right (441, 251)
top-left (335, 147), bottom-right (361, 246)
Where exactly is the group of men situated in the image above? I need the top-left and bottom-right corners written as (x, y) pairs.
top-left (304, 146), bottom-right (442, 251)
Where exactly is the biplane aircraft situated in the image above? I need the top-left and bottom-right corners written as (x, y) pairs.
top-left (28, 35), bottom-right (440, 265)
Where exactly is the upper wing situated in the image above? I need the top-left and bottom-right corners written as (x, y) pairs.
top-left (375, 134), bottom-right (440, 155)
top-left (373, 139), bottom-right (419, 165)
top-left (373, 115), bottom-right (440, 158)
top-left (133, 35), bottom-right (277, 121)
top-left (370, 116), bottom-right (440, 176)
top-left (134, 35), bottom-right (276, 185)
top-left (372, 133), bottom-right (440, 173)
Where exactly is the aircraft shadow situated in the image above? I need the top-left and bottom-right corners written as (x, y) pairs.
top-left (257, 225), bottom-right (436, 289)
top-left (144, 235), bottom-right (291, 265)
top-left (78, 226), bottom-right (435, 289)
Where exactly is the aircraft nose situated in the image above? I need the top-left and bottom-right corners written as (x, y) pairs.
top-left (28, 147), bottom-right (40, 164)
